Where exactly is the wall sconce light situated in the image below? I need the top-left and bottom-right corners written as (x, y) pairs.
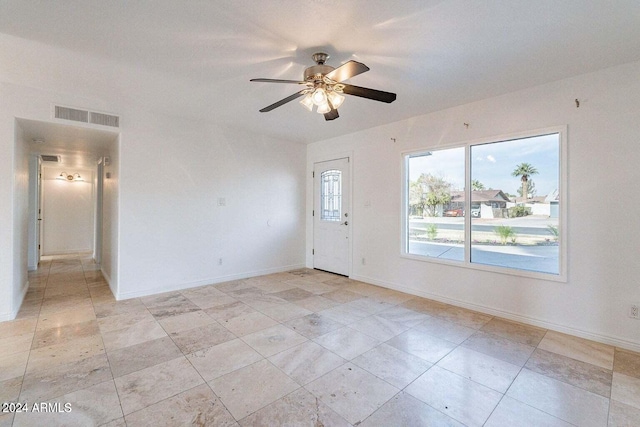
top-left (57, 172), bottom-right (84, 182)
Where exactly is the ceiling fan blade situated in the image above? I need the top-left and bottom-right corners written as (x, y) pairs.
top-left (325, 60), bottom-right (370, 82)
top-left (341, 84), bottom-right (396, 103)
top-left (250, 78), bottom-right (306, 84)
top-left (324, 108), bottom-right (339, 121)
top-left (259, 90), bottom-right (306, 112)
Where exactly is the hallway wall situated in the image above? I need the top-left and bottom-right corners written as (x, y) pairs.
top-left (41, 167), bottom-right (95, 255)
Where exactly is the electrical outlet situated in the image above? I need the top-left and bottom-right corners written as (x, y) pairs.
top-left (218, 258), bottom-right (223, 266)
top-left (361, 257), bottom-right (366, 265)
top-left (631, 304), bottom-right (639, 319)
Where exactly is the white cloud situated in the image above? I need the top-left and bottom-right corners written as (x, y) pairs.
top-left (486, 155), bottom-right (496, 163)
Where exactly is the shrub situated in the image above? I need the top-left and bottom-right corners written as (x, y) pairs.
top-left (509, 205), bottom-right (531, 217)
top-left (426, 223), bottom-right (438, 240)
top-left (547, 225), bottom-right (559, 241)
top-left (495, 225), bottom-right (515, 245)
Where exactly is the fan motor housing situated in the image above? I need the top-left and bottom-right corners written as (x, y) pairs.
top-left (304, 64), bottom-right (334, 81)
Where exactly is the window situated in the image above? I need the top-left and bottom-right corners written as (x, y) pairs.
top-left (321, 169), bottom-right (342, 221)
top-left (403, 129), bottom-right (565, 279)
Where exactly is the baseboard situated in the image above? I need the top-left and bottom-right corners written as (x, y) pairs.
top-left (0, 311), bottom-right (14, 322)
top-left (116, 263), bottom-right (306, 300)
top-left (351, 273), bottom-right (640, 353)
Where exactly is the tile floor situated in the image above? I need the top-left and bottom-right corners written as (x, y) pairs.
top-left (1, 253), bottom-right (639, 426)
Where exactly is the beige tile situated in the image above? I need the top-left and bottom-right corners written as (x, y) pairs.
top-left (284, 313), bottom-right (344, 339)
top-left (538, 330), bottom-right (615, 370)
top-left (349, 315), bottom-right (409, 341)
top-left (387, 328), bottom-right (456, 363)
top-left (525, 348), bottom-right (612, 397)
top-left (219, 311), bottom-right (279, 336)
top-left (0, 318), bottom-right (37, 337)
top-left (97, 309), bottom-right (156, 333)
top-left (305, 363), bottom-right (399, 425)
top-left (322, 289), bottom-right (363, 303)
top-left (0, 376), bottom-right (23, 402)
top-left (611, 372), bottom-right (640, 410)
top-left (241, 324), bottom-right (307, 357)
top-left (506, 368), bottom-right (610, 427)
top-left (107, 336), bottom-right (183, 378)
top-left (205, 300), bottom-right (256, 321)
top-left (614, 347), bottom-right (640, 379)
top-left (35, 305), bottom-right (96, 331)
top-left (414, 315), bottom-right (476, 344)
top-left (214, 279), bottom-right (254, 293)
top-left (20, 353), bottom-right (112, 402)
top-left (352, 343), bottom-right (431, 389)
top-left (341, 297), bottom-right (394, 314)
top-left (158, 309), bottom-right (215, 334)
top-left (462, 331), bottom-right (535, 366)
top-left (269, 341), bottom-right (345, 385)
top-left (360, 392), bottom-right (465, 427)
top-left (608, 399), bottom-right (640, 427)
top-left (291, 280), bottom-right (339, 295)
top-left (125, 383), bottom-right (237, 427)
top-left (401, 297), bottom-right (450, 316)
top-left (25, 334), bottom-right (105, 373)
top-left (186, 338), bottom-right (263, 381)
top-left (406, 366), bottom-right (502, 426)
top-left (317, 304), bottom-right (369, 324)
top-left (436, 305), bottom-right (492, 329)
top-left (170, 322), bottom-right (235, 353)
top-left (485, 396), bottom-right (573, 427)
top-left (270, 287), bottom-right (316, 302)
top-left (376, 305), bottom-right (429, 328)
top-left (93, 298), bottom-right (146, 318)
top-left (225, 286), bottom-right (265, 300)
top-left (257, 302), bottom-right (313, 322)
top-left (209, 359), bottom-right (300, 420)
top-left (239, 387), bottom-right (350, 427)
top-left (314, 327), bottom-right (380, 360)
top-left (101, 318), bottom-right (167, 352)
top-left (293, 295), bottom-right (341, 312)
top-left (368, 288), bottom-right (414, 305)
top-left (13, 380), bottom-right (123, 427)
top-left (437, 346), bottom-right (521, 393)
top-left (142, 293), bottom-right (201, 320)
top-left (0, 332), bottom-right (33, 357)
top-left (481, 317), bottom-right (547, 346)
top-left (31, 319), bottom-right (100, 349)
top-left (114, 357), bottom-right (204, 415)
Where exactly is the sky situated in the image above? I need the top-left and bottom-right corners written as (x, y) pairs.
top-left (408, 133), bottom-right (560, 197)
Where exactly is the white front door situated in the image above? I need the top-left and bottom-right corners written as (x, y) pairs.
top-left (313, 158), bottom-right (350, 276)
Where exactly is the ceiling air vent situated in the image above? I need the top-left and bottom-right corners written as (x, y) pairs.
top-left (53, 105), bottom-right (120, 128)
top-left (41, 154), bottom-right (61, 162)
top-left (89, 111), bottom-right (119, 128)
top-left (54, 105), bottom-right (89, 123)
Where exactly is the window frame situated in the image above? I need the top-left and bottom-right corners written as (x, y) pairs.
top-left (401, 126), bottom-right (567, 282)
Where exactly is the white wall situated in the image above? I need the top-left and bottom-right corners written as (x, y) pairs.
top-left (41, 167), bottom-right (95, 255)
top-left (11, 121), bottom-right (30, 319)
top-left (116, 108), bottom-right (306, 299)
top-left (101, 139), bottom-right (119, 294)
top-left (307, 60), bottom-right (640, 352)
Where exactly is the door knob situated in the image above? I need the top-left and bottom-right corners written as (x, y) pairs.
top-left (340, 221), bottom-right (348, 226)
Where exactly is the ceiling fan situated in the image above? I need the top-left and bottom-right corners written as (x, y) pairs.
top-left (250, 52), bottom-right (396, 121)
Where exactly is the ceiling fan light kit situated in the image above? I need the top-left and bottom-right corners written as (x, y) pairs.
top-left (251, 52), bottom-right (396, 121)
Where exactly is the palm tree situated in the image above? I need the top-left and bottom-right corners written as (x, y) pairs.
top-left (471, 179), bottom-right (486, 191)
top-left (511, 163), bottom-right (538, 200)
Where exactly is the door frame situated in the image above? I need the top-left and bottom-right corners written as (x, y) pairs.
top-left (308, 151), bottom-right (353, 276)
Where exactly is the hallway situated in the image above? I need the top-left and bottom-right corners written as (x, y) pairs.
top-left (1, 254), bottom-right (639, 426)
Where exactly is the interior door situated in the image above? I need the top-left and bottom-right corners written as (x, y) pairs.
top-left (313, 157), bottom-right (350, 275)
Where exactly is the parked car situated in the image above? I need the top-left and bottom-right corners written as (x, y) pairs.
top-left (444, 208), bottom-right (463, 217)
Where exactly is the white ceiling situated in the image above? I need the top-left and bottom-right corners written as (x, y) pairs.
top-left (2, 1), bottom-right (640, 144)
